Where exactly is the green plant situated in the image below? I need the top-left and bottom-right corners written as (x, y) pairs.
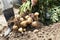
top-left (48, 6), bottom-right (60, 22)
top-left (19, 0), bottom-right (31, 16)
top-left (19, 0), bottom-right (60, 24)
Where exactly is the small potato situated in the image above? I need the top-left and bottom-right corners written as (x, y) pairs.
top-left (13, 25), bottom-right (18, 30)
top-left (23, 28), bottom-right (26, 32)
top-left (31, 21), bottom-right (40, 28)
top-left (18, 28), bottom-right (23, 33)
top-left (27, 17), bottom-right (33, 24)
top-left (34, 12), bottom-right (39, 16)
top-left (34, 12), bottom-right (39, 21)
top-left (20, 17), bottom-right (24, 22)
top-left (25, 15), bottom-right (30, 19)
top-left (20, 21), bottom-right (27, 27)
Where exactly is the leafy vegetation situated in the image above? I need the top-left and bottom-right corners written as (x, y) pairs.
top-left (48, 6), bottom-right (60, 22)
top-left (19, 0), bottom-right (60, 24)
top-left (38, 0), bottom-right (60, 23)
top-left (19, 0), bottom-right (31, 17)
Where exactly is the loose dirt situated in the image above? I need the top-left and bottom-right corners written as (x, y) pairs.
top-left (0, 23), bottom-right (60, 40)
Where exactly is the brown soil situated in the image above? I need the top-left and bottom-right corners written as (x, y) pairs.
top-left (0, 23), bottom-right (60, 40)
top-left (0, 8), bottom-right (60, 40)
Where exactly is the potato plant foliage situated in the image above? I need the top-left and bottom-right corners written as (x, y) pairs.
top-left (19, 0), bottom-right (60, 24)
top-left (48, 6), bottom-right (60, 22)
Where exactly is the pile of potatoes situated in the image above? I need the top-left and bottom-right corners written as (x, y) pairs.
top-left (12, 12), bottom-right (41, 33)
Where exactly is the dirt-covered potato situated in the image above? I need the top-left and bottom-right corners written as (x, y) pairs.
top-left (20, 17), bottom-right (24, 22)
top-left (34, 12), bottom-right (39, 16)
top-left (23, 28), bottom-right (26, 32)
top-left (18, 27), bottom-right (23, 33)
top-left (31, 21), bottom-right (40, 28)
top-left (34, 12), bottom-right (39, 21)
top-left (13, 25), bottom-right (18, 30)
top-left (20, 21), bottom-right (27, 27)
top-left (27, 17), bottom-right (33, 24)
top-left (25, 15), bottom-right (30, 19)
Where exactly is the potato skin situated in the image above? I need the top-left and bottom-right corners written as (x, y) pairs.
top-left (13, 25), bottom-right (18, 30)
top-left (25, 15), bottom-right (30, 19)
top-left (27, 17), bottom-right (33, 24)
top-left (34, 12), bottom-right (39, 16)
top-left (20, 21), bottom-right (27, 27)
top-left (20, 17), bottom-right (24, 22)
top-left (31, 21), bottom-right (40, 28)
top-left (18, 28), bottom-right (23, 32)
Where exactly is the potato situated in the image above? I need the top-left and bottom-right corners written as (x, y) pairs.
top-left (18, 28), bottom-right (23, 33)
top-left (34, 12), bottom-right (39, 21)
top-left (13, 25), bottom-right (18, 30)
top-left (31, 21), bottom-right (40, 28)
top-left (27, 17), bottom-right (33, 24)
top-left (20, 21), bottom-right (27, 27)
top-left (23, 28), bottom-right (26, 32)
top-left (25, 15), bottom-right (30, 19)
top-left (20, 17), bottom-right (24, 22)
top-left (34, 12), bottom-right (39, 16)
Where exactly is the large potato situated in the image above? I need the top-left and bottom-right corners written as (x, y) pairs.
top-left (31, 21), bottom-right (40, 28)
top-left (27, 17), bottom-right (33, 24)
top-left (20, 21), bottom-right (27, 27)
